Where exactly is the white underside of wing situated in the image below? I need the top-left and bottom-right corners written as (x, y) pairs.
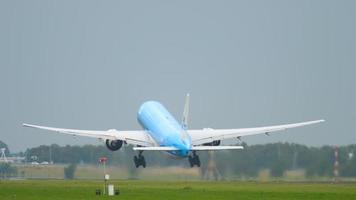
top-left (22, 123), bottom-right (155, 147)
top-left (188, 120), bottom-right (325, 146)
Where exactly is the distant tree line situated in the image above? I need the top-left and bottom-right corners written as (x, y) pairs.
top-left (23, 142), bottom-right (356, 178)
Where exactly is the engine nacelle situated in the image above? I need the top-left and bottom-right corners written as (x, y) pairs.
top-left (105, 139), bottom-right (123, 151)
top-left (202, 140), bottom-right (221, 146)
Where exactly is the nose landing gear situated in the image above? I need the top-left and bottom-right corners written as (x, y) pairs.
top-left (188, 151), bottom-right (200, 167)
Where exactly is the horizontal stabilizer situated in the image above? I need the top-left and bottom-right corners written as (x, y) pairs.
top-left (191, 146), bottom-right (244, 151)
top-left (133, 146), bottom-right (244, 151)
top-left (133, 146), bottom-right (179, 151)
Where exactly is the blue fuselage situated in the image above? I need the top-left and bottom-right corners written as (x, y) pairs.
top-left (137, 101), bottom-right (191, 157)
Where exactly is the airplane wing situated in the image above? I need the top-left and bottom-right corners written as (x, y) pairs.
top-left (133, 146), bottom-right (244, 151)
top-left (188, 120), bottom-right (325, 146)
top-left (22, 123), bottom-right (156, 147)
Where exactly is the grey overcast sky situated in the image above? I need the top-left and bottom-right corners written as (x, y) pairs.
top-left (1, 0), bottom-right (355, 152)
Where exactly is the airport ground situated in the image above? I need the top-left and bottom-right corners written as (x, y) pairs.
top-left (2, 164), bottom-right (356, 199)
top-left (1, 179), bottom-right (356, 200)
top-left (12, 164), bottom-right (356, 182)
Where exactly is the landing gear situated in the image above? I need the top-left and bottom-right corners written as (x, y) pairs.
top-left (188, 151), bottom-right (200, 167)
top-left (134, 150), bottom-right (146, 168)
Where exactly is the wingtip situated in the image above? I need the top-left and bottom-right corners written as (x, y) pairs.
top-left (22, 123), bottom-right (32, 127)
top-left (309, 119), bottom-right (325, 123)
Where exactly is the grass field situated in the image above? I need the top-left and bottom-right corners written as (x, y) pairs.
top-left (1, 180), bottom-right (356, 200)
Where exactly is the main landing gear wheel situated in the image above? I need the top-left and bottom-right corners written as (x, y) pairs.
top-left (134, 151), bottom-right (146, 168)
top-left (188, 151), bottom-right (200, 167)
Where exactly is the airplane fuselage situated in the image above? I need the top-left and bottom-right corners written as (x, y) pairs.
top-left (137, 101), bottom-right (191, 157)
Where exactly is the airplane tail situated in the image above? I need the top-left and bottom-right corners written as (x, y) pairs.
top-left (181, 93), bottom-right (190, 130)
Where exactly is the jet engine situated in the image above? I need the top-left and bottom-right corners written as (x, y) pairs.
top-left (105, 139), bottom-right (123, 151)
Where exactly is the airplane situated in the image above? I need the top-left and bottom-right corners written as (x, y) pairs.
top-left (23, 94), bottom-right (324, 168)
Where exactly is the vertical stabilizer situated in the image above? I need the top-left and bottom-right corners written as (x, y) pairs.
top-left (182, 93), bottom-right (190, 129)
